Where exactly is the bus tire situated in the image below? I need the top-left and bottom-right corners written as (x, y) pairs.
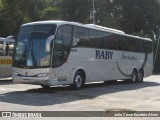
top-left (131, 69), bottom-right (138, 83)
top-left (137, 69), bottom-right (144, 83)
top-left (72, 71), bottom-right (84, 90)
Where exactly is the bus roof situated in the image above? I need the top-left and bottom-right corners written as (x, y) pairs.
top-left (22, 20), bottom-right (71, 26)
top-left (85, 24), bottom-right (125, 34)
top-left (22, 20), bottom-right (152, 42)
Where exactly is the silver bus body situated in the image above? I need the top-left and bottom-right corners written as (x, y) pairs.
top-left (12, 21), bottom-right (153, 88)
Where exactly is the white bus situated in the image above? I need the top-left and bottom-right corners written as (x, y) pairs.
top-left (12, 21), bottom-right (153, 89)
top-left (0, 36), bottom-right (15, 78)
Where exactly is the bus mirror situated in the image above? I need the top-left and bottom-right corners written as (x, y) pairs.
top-left (46, 35), bottom-right (55, 52)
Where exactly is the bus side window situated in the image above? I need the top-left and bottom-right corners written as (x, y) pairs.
top-left (102, 32), bottom-right (110, 49)
top-left (107, 34), bottom-right (118, 50)
top-left (124, 37), bottom-right (135, 52)
top-left (52, 25), bottom-right (72, 68)
top-left (0, 41), bottom-right (6, 56)
top-left (143, 40), bottom-right (152, 53)
top-left (73, 26), bottom-right (88, 47)
top-left (8, 42), bottom-right (14, 56)
top-left (135, 39), bottom-right (142, 52)
top-left (89, 29), bottom-right (100, 48)
top-left (63, 25), bottom-right (72, 60)
top-left (115, 36), bottom-right (126, 51)
top-left (52, 26), bottom-right (63, 67)
top-left (0, 41), bottom-right (3, 55)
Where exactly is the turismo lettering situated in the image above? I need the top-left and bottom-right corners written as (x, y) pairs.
top-left (96, 50), bottom-right (113, 60)
top-left (121, 52), bottom-right (137, 61)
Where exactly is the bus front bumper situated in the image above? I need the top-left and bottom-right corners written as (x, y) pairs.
top-left (12, 75), bottom-right (57, 86)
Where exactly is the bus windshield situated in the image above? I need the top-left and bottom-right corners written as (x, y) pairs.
top-left (13, 24), bottom-right (57, 68)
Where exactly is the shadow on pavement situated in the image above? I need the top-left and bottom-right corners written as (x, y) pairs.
top-left (0, 79), bottom-right (159, 106)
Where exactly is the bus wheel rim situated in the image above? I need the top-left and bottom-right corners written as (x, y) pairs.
top-left (75, 75), bottom-right (82, 88)
top-left (138, 72), bottom-right (143, 81)
top-left (132, 71), bottom-right (136, 82)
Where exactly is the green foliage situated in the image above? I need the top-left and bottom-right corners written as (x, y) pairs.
top-left (0, 0), bottom-right (3, 10)
top-left (39, 7), bottom-right (61, 20)
top-left (0, 0), bottom-right (45, 36)
top-left (0, 0), bottom-right (160, 72)
top-left (60, 0), bottom-right (91, 23)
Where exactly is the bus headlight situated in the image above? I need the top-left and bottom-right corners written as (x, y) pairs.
top-left (37, 73), bottom-right (49, 77)
top-left (12, 72), bottom-right (18, 76)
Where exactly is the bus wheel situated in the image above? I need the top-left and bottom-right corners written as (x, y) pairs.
top-left (131, 69), bottom-right (138, 83)
top-left (72, 71), bottom-right (84, 90)
top-left (137, 69), bottom-right (144, 83)
top-left (41, 85), bottom-right (50, 89)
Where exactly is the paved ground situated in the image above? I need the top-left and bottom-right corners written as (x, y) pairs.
top-left (0, 75), bottom-right (160, 120)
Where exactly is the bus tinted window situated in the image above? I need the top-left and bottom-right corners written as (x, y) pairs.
top-left (116, 35), bottom-right (125, 51)
top-left (53, 25), bottom-right (72, 68)
top-left (72, 25), bottom-right (152, 54)
top-left (53, 26), bottom-right (63, 67)
top-left (101, 32), bottom-right (109, 49)
top-left (142, 40), bottom-right (152, 53)
top-left (0, 41), bottom-right (3, 50)
top-left (125, 37), bottom-right (135, 52)
top-left (8, 42), bottom-right (14, 56)
top-left (73, 26), bottom-right (88, 47)
top-left (107, 34), bottom-right (118, 50)
top-left (0, 41), bottom-right (6, 56)
top-left (63, 26), bottom-right (72, 47)
top-left (63, 25), bottom-right (72, 60)
top-left (135, 39), bottom-right (142, 52)
top-left (89, 29), bottom-right (102, 48)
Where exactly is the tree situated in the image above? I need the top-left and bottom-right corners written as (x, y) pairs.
top-left (107, 0), bottom-right (160, 36)
top-left (106, 0), bottom-right (160, 72)
top-left (60, 0), bottom-right (91, 23)
top-left (0, 0), bottom-right (45, 36)
top-left (39, 0), bottom-right (62, 20)
top-left (0, 0), bottom-right (160, 72)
